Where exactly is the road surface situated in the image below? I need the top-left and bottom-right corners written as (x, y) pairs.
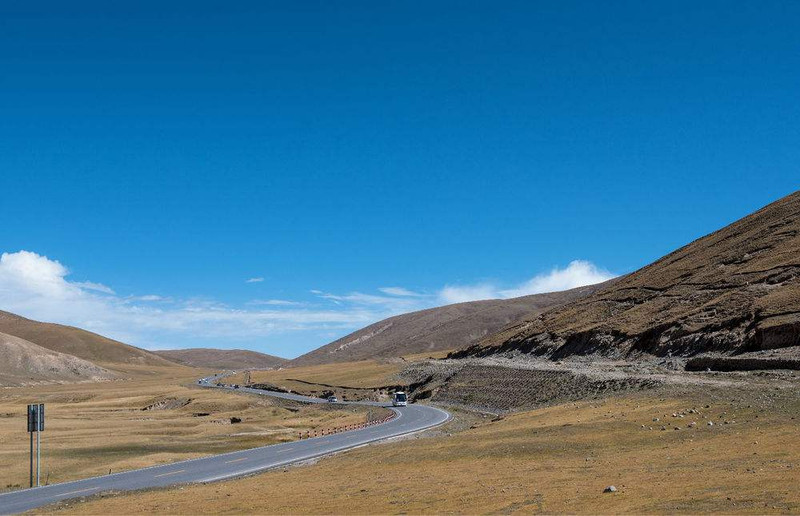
top-left (0, 377), bottom-right (449, 514)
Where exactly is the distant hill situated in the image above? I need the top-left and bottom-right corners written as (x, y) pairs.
top-left (154, 348), bottom-right (288, 370)
top-left (457, 190), bottom-right (800, 360)
top-left (289, 283), bottom-right (610, 367)
top-left (0, 310), bottom-right (174, 367)
top-left (0, 331), bottom-right (115, 386)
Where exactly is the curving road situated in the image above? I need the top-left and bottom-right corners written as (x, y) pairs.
top-left (0, 377), bottom-right (449, 514)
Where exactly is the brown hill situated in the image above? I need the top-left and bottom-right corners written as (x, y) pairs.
top-left (0, 331), bottom-right (115, 386)
top-left (154, 348), bottom-right (288, 370)
top-left (0, 310), bottom-right (173, 367)
top-left (289, 283), bottom-right (610, 367)
top-left (456, 190), bottom-right (800, 361)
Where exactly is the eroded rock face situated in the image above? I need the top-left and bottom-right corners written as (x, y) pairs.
top-left (455, 191), bottom-right (800, 362)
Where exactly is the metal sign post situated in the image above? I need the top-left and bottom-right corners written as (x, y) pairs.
top-left (26, 403), bottom-right (44, 488)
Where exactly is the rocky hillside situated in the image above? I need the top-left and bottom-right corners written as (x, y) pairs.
top-left (0, 331), bottom-right (115, 386)
top-left (0, 310), bottom-right (174, 366)
top-left (455, 191), bottom-right (800, 361)
top-left (290, 283), bottom-right (610, 367)
top-left (154, 348), bottom-right (287, 370)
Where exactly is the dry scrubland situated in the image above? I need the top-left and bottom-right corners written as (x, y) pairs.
top-left (0, 366), bottom-right (371, 493)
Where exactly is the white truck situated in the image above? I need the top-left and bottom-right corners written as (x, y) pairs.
top-left (392, 391), bottom-right (408, 407)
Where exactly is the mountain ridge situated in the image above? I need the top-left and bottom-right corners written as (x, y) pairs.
top-left (154, 348), bottom-right (288, 370)
top-left (0, 310), bottom-right (175, 367)
top-left (454, 190), bottom-right (800, 361)
top-left (289, 282), bottom-right (612, 367)
top-left (0, 331), bottom-right (116, 386)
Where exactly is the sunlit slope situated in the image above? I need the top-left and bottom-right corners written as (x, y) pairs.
top-left (463, 190), bottom-right (800, 360)
top-left (0, 310), bottom-right (173, 366)
top-left (290, 284), bottom-right (608, 367)
top-left (154, 348), bottom-right (288, 370)
top-left (0, 331), bottom-right (114, 386)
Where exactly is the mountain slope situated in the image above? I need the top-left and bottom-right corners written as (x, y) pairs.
top-left (0, 331), bottom-right (115, 386)
top-left (0, 310), bottom-right (173, 366)
top-left (289, 283), bottom-right (610, 367)
top-left (154, 348), bottom-right (288, 370)
top-left (456, 190), bottom-right (800, 360)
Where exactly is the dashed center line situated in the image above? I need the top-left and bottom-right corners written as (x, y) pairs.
top-left (154, 469), bottom-right (186, 478)
top-left (225, 457), bottom-right (248, 464)
top-left (58, 486), bottom-right (98, 497)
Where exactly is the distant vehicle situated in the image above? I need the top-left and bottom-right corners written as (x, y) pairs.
top-left (233, 384), bottom-right (239, 389)
top-left (327, 396), bottom-right (338, 403)
top-left (392, 391), bottom-right (407, 407)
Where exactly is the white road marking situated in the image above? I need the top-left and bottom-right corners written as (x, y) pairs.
top-left (58, 486), bottom-right (98, 497)
top-left (154, 469), bottom-right (186, 478)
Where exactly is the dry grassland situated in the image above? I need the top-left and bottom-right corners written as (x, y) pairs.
top-left (0, 366), bottom-right (371, 493)
top-left (231, 352), bottom-right (452, 399)
top-left (38, 381), bottom-right (800, 514)
top-left (240, 360), bottom-right (403, 389)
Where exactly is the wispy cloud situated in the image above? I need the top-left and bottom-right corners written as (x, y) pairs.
top-left (311, 290), bottom-right (425, 312)
top-left (245, 277), bottom-right (264, 283)
top-left (379, 287), bottom-right (425, 297)
top-left (72, 281), bottom-right (115, 295)
top-left (247, 299), bottom-right (302, 306)
top-left (129, 294), bottom-right (167, 302)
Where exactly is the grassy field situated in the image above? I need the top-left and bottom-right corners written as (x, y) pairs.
top-left (36, 381), bottom-right (800, 514)
top-left (0, 366), bottom-right (372, 493)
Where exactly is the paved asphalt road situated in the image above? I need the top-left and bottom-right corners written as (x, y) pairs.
top-left (0, 378), bottom-right (450, 514)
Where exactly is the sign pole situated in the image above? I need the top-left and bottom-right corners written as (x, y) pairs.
top-left (29, 430), bottom-right (33, 488)
top-left (36, 425), bottom-right (40, 487)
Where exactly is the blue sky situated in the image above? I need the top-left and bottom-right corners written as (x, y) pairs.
top-left (0, 2), bottom-right (797, 358)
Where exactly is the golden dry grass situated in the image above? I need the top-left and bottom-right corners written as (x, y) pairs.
top-left (38, 383), bottom-right (800, 514)
top-left (0, 366), bottom-right (372, 493)
top-left (241, 360), bottom-right (403, 389)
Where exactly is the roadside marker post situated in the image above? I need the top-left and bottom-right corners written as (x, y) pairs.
top-left (26, 403), bottom-right (44, 488)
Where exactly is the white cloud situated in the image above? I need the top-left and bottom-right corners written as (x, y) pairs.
top-left (129, 294), bottom-right (165, 302)
top-left (73, 281), bottom-right (115, 295)
top-left (438, 260), bottom-right (616, 304)
top-left (245, 277), bottom-right (264, 283)
top-left (312, 290), bottom-right (426, 312)
top-left (438, 284), bottom-right (498, 304)
top-left (247, 299), bottom-right (301, 306)
top-left (499, 260), bottom-right (615, 298)
top-left (379, 287), bottom-right (424, 297)
top-left (0, 250), bottom-right (615, 355)
top-left (0, 251), bottom-right (388, 350)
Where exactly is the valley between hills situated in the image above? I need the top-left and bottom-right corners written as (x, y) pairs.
top-left (0, 190), bottom-right (799, 514)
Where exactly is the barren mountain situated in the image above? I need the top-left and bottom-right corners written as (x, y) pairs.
top-left (0, 331), bottom-right (115, 386)
top-left (154, 348), bottom-right (287, 370)
top-left (455, 190), bottom-right (800, 361)
top-left (0, 310), bottom-right (173, 366)
top-left (289, 283), bottom-right (610, 367)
